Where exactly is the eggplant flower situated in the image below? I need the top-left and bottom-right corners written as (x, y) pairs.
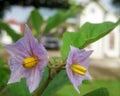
top-left (66, 46), bottom-right (93, 93)
top-left (4, 25), bottom-right (48, 93)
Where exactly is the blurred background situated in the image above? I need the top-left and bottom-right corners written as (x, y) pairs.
top-left (0, 0), bottom-right (120, 96)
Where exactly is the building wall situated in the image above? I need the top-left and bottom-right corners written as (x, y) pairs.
top-left (103, 13), bottom-right (120, 58)
top-left (80, 2), bottom-right (105, 25)
top-left (79, 1), bottom-right (120, 59)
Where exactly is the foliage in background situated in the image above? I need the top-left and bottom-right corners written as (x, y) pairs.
top-left (29, 8), bottom-right (79, 35)
top-left (44, 8), bottom-right (79, 34)
top-left (0, 20), bottom-right (21, 41)
top-left (0, 7), bottom-right (120, 96)
top-left (61, 19), bottom-right (120, 60)
top-left (0, 8), bottom-right (79, 42)
top-left (83, 88), bottom-right (109, 96)
top-left (0, 57), bottom-right (9, 91)
top-left (54, 80), bottom-right (120, 96)
top-left (29, 9), bottom-right (43, 34)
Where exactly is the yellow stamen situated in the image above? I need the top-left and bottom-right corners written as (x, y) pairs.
top-left (71, 64), bottom-right (86, 72)
top-left (22, 57), bottom-right (38, 68)
top-left (70, 64), bottom-right (86, 76)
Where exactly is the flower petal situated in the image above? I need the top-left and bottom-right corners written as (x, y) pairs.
top-left (4, 25), bottom-right (48, 93)
top-left (32, 42), bottom-right (48, 67)
top-left (70, 46), bottom-right (93, 67)
top-left (23, 25), bottom-right (39, 56)
top-left (72, 71), bottom-right (91, 93)
top-left (84, 71), bottom-right (92, 80)
top-left (66, 67), bottom-right (82, 93)
top-left (66, 46), bottom-right (93, 93)
top-left (4, 39), bottom-right (30, 58)
top-left (26, 65), bottom-right (43, 93)
top-left (24, 25), bottom-right (48, 65)
top-left (8, 57), bottom-right (26, 83)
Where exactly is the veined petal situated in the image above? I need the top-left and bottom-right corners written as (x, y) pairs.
top-left (23, 25), bottom-right (38, 56)
top-left (71, 72), bottom-right (91, 93)
top-left (66, 66), bottom-right (81, 93)
top-left (8, 57), bottom-right (23, 72)
top-left (32, 42), bottom-right (48, 67)
top-left (4, 24), bottom-right (48, 93)
top-left (26, 65), bottom-right (43, 93)
top-left (70, 46), bottom-right (93, 67)
top-left (8, 66), bottom-right (24, 83)
top-left (66, 46), bottom-right (93, 93)
top-left (84, 71), bottom-right (92, 80)
top-left (24, 25), bottom-right (48, 63)
top-left (4, 40), bottom-right (29, 58)
top-left (8, 65), bottom-right (24, 84)
top-left (8, 57), bottom-right (27, 83)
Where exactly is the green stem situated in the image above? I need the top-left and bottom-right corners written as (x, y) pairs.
top-left (0, 86), bottom-right (9, 95)
top-left (37, 76), bottom-right (52, 96)
top-left (32, 62), bottom-right (65, 96)
top-left (32, 70), bottom-right (60, 96)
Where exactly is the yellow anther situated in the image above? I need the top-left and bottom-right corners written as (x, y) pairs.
top-left (70, 64), bottom-right (86, 76)
top-left (22, 57), bottom-right (38, 68)
top-left (71, 64), bottom-right (86, 72)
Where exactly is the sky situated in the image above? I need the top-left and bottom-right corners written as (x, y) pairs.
top-left (3, 6), bottom-right (57, 23)
top-left (3, 0), bottom-right (118, 23)
top-left (100, 0), bottom-right (117, 12)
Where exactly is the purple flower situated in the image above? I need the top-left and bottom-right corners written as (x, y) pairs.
top-left (4, 25), bottom-right (48, 93)
top-left (66, 46), bottom-right (93, 93)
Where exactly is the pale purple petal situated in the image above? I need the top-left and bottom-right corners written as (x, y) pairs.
top-left (71, 71), bottom-right (91, 93)
top-left (23, 25), bottom-right (48, 67)
top-left (23, 25), bottom-right (39, 56)
top-left (84, 71), bottom-right (92, 80)
top-left (70, 46), bottom-right (93, 67)
top-left (32, 43), bottom-right (48, 67)
top-left (4, 40), bottom-right (30, 59)
top-left (26, 65), bottom-right (43, 93)
top-left (8, 66), bottom-right (24, 83)
top-left (66, 46), bottom-right (93, 93)
top-left (8, 57), bottom-right (26, 83)
top-left (66, 65), bottom-right (81, 93)
top-left (4, 24), bottom-right (48, 93)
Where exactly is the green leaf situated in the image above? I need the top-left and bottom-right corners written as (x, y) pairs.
top-left (44, 9), bottom-right (79, 34)
top-left (0, 57), bottom-right (4, 68)
top-left (83, 87), bottom-right (109, 96)
top-left (2, 79), bottom-right (31, 96)
top-left (0, 57), bottom-right (10, 91)
top-left (60, 19), bottom-right (120, 60)
top-left (29, 9), bottom-right (43, 33)
top-left (42, 70), bottom-right (69, 96)
top-left (0, 20), bottom-right (21, 41)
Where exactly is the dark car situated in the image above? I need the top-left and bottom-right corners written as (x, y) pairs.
top-left (41, 35), bottom-right (60, 50)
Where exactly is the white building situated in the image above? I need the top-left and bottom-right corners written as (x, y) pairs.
top-left (79, 1), bottom-right (120, 58)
